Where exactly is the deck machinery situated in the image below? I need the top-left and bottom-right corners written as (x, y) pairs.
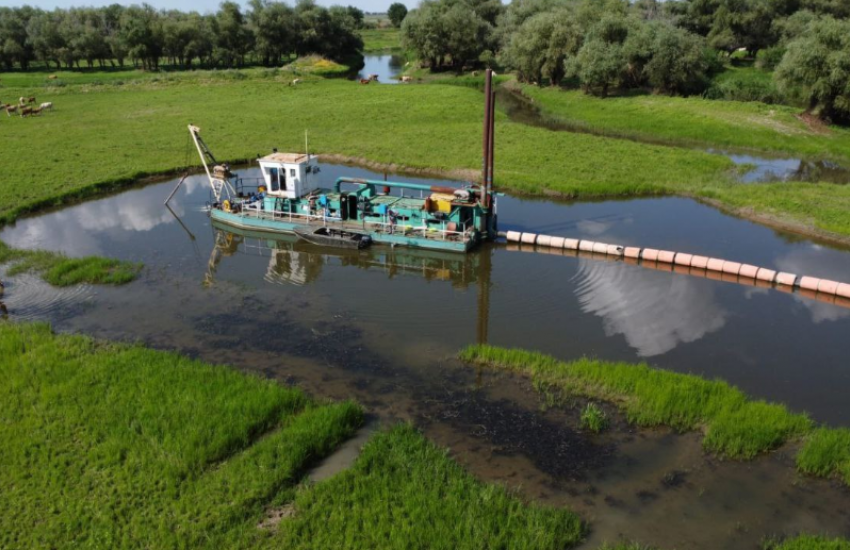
top-left (190, 69), bottom-right (499, 253)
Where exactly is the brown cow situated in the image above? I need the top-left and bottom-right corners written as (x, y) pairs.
top-left (20, 106), bottom-right (33, 117)
top-left (359, 78), bottom-right (370, 85)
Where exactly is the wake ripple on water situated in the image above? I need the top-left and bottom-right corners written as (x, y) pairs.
top-left (0, 270), bottom-right (94, 322)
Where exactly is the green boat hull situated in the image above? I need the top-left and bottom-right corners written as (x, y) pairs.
top-left (210, 209), bottom-right (476, 253)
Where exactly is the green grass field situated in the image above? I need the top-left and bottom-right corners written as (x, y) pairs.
top-left (0, 74), bottom-right (730, 222)
top-left (0, 322), bottom-right (590, 550)
top-left (461, 345), bottom-right (850, 485)
top-left (517, 83), bottom-right (850, 161)
top-left (0, 322), bottom-right (363, 548)
top-left (360, 27), bottom-right (402, 52)
top-left (2, 68), bottom-right (850, 242)
top-left (275, 424), bottom-right (585, 549)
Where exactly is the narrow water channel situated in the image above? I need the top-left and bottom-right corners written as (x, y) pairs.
top-left (496, 86), bottom-right (850, 184)
top-left (2, 163), bottom-right (850, 549)
top-left (357, 53), bottom-right (405, 83)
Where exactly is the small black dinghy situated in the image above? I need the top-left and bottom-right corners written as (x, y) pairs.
top-left (294, 227), bottom-right (373, 250)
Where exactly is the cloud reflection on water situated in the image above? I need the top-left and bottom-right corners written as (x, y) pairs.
top-left (573, 259), bottom-right (727, 357)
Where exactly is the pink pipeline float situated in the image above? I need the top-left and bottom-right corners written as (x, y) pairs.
top-left (501, 231), bottom-right (850, 309)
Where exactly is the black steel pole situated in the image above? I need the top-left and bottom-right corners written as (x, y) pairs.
top-left (482, 69), bottom-right (492, 204)
top-left (487, 88), bottom-right (495, 210)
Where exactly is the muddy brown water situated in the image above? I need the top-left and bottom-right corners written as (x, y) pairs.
top-left (2, 163), bottom-right (850, 548)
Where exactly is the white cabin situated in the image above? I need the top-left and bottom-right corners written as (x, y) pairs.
top-left (257, 152), bottom-right (320, 199)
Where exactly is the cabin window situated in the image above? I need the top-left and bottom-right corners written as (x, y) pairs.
top-left (290, 169), bottom-right (296, 178)
top-left (268, 167), bottom-right (280, 192)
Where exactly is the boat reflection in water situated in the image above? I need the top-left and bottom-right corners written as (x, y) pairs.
top-left (208, 222), bottom-right (494, 345)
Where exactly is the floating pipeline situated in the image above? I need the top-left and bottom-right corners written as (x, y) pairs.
top-left (500, 231), bottom-right (850, 310)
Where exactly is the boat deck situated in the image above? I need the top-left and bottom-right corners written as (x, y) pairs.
top-left (212, 206), bottom-right (476, 253)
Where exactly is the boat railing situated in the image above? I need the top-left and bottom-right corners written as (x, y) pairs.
top-left (235, 202), bottom-right (471, 241)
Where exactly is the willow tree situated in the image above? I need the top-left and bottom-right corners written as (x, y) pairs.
top-left (501, 8), bottom-right (582, 85)
top-left (775, 16), bottom-right (850, 122)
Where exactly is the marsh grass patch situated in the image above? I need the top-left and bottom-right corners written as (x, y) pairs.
top-left (460, 346), bottom-right (812, 461)
top-left (0, 240), bottom-right (140, 287)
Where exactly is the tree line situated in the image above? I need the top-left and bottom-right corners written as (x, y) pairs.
top-left (0, 0), bottom-right (365, 71)
top-left (401, 0), bottom-right (850, 121)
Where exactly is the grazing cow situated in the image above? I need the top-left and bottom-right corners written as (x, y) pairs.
top-left (48, 74), bottom-right (58, 80)
top-left (20, 106), bottom-right (33, 117)
top-left (368, 73), bottom-right (379, 81)
top-left (359, 78), bottom-right (370, 85)
top-left (5, 104), bottom-right (18, 116)
top-left (39, 102), bottom-right (53, 111)
top-left (401, 76), bottom-right (413, 83)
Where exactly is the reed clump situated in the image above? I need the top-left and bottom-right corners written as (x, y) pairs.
top-left (460, 345), bottom-right (811, 460)
top-left (796, 428), bottom-right (850, 485)
top-left (581, 402), bottom-right (609, 433)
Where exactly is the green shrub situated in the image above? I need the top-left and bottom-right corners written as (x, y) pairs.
top-left (756, 46), bottom-right (786, 70)
top-left (705, 71), bottom-right (784, 103)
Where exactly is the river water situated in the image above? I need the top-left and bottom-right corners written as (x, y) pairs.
top-left (2, 161), bottom-right (850, 548)
top-left (357, 53), bottom-right (406, 83)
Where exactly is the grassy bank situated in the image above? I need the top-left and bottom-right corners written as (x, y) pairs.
top-left (0, 322), bottom-right (363, 548)
top-left (275, 423), bottom-right (585, 549)
top-left (2, 69), bottom-right (850, 241)
top-left (460, 345), bottom-right (812, 459)
top-left (764, 535), bottom-right (850, 550)
top-left (0, 322), bottom-right (588, 549)
top-left (461, 346), bottom-right (850, 486)
top-left (0, 240), bottom-right (140, 286)
top-left (283, 55), bottom-right (351, 77)
top-left (516, 83), bottom-right (850, 162)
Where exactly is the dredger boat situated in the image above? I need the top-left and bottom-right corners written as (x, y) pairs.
top-left (188, 70), bottom-right (500, 253)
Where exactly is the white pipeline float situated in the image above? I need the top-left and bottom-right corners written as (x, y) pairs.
top-left (502, 230), bottom-right (850, 310)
